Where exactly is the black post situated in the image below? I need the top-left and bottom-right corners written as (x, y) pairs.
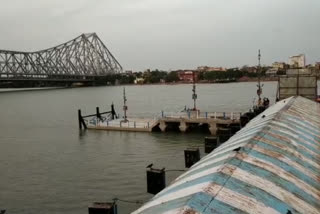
top-left (96, 107), bottom-right (101, 120)
top-left (147, 168), bottom-right (166, 195)
top-left (111, 104), bottom-right (116, 120)
top-left (78, 109), bottom-right (87, 130)
top-left (204, 137), bottom-right (218, 153)
top-left (184, 148), bottom-right (200, 168)
top-left (78, 109), bottom-right (82, 130)
top-left (88, 202), bottom-right (117, 214)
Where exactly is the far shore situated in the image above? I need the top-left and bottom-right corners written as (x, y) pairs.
top-left (0, 77), bottom-right (280, 92)
top-left (121, 77), bottom-right (278, 86)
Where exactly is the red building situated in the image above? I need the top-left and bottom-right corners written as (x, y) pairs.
top-left (177, 70), bottom-right (198, 82)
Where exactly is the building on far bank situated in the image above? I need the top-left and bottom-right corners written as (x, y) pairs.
top-left (240, 66), bottom-right (257, 73)
top-left (177, 70), bottom-right (198, 82)
top-left (313, 62), bottom-right (320, 76)
top-left (272, 62), bottom-right (287, 70)
top-left (289, 54), bottom-right (305, 68)
top-left (134, 78), bottom-right (144, 84)
top-left (266, 68), bottom-right (278, 76)
top-left (286, 68), bottom-right (311, 75)
top-left (197, 66), bottom-right (226, 72)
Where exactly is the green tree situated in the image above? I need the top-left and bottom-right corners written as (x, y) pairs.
top-left (165, 71), bottom-right (179, 82)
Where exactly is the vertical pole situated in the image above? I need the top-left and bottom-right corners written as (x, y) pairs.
top-left (297, 69), bottom-right (299, 96)
top-left (205, 112), bottom-right (208, 119)
top-left (78, 109), bottom-right (82, 130)
top-left (161, 111), bottom-right (164, 118)
top-left (111, 103), bottom-right (116, 120)
top-left (223, 112), bottom-right (226, 119)
top-left (96, 107), bottom-right (100, 117)
top-left (123, 87), bottom-right (128, 122)
top-left (96, 107), bottom-right (101, 122)
top-left (277, 75), bottom-right (280, 101)
top-left (257, 49), bottom-right (263, 106)
top-left (192, 71), bottom-right (197, 111)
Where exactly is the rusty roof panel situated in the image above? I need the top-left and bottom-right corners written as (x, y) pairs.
top-left (133, 96), bottom-right (320, 214)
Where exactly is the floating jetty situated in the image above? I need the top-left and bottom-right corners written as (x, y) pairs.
top-left (84, 110), bottom-right (241, 135)
top-left (132, 96), bottom-right (320, 214)
top-left (80, 74), bottom-right (243, 136)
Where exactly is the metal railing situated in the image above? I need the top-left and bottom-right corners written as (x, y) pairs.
top-left (160, 111), bottom-right (241, 120)
top-left (87, 117), bottom-right (158, 129)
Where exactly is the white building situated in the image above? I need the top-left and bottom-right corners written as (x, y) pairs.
top-left (286, 68), bottom-right (311, 75)
top-left (266, 68), bottom-right (278, 76)
top-left (289, 54), bottom-right (305, 68)
top-left (272, 62), bottom-right (286, 69)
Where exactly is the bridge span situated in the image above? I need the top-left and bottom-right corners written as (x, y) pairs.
top-left (0, 33), bottom-right (122, 87)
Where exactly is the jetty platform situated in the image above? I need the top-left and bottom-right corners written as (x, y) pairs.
top-left (133, 96), bottom-right (320, 214)
top-left (88, 117), bottom-right (157, 132)
top-left (86, 111), bottom-right (241, 135)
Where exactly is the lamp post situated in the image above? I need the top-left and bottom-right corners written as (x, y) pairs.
top-left (192, 71), bottom-right (197, 111)
top-left (257, 50), bottom-right (263, 106)
top-left (123, 87), bottom-right (128, 122)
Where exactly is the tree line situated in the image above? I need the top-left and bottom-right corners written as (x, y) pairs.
top-left (105, 68), bottom-right (269, 85)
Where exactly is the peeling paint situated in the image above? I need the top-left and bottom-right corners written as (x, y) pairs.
top-left (132, 97), bottom-right (320, 214)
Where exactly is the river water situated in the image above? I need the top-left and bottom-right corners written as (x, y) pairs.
top-left (0, 81), bottom-right (314, 214)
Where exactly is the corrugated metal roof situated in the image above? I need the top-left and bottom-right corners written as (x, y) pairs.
top-left (133, 96), bottom-right (320, 214)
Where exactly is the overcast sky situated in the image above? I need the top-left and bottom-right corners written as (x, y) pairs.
top-left (0, 0), bottom-right (319, 71)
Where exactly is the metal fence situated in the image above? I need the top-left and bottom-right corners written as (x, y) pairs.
top-left (160, 111), bottom-right (241, 120)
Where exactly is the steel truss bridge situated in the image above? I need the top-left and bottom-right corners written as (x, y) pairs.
top-left (0, 33), bottom-right (122, 87)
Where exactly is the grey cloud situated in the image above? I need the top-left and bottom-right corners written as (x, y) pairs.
top-left (0, 0), bottom-right (319, 71)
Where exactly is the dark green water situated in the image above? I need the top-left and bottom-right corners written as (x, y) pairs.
top-left (0, 82), bottom-right (279, 214)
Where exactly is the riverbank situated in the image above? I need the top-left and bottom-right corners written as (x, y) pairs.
top-left (119, 77), bottom-right (278, 86)
top-left (0, 77), bottom-right (278, 91)
top-left (0, 87), bottom-right (66, 93)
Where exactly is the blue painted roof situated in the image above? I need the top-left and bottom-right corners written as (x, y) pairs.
top-left (133, 96), bottom-right (320, 214)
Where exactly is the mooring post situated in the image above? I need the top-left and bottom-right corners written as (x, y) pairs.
top-left (88, 202), bottom-right (117, 214)
top-left (204, 137), bottom-right (218, 153)
top-left (205, 112), bottom-right (208, 119)
top-left (161, 110), bottom-right (164, 118)
top-left (146, 168), bottom-right (166, 195)
top-left (78, 109), bottom-right (87, 130)
top-left (96, 107), bottom-right (101, 120)
top-left (184, 148), bottom-right (200, 168)
top-left (78, 109), bottom-right (82, 130)
top-left (223, 112), bottom-right (226, 119)
top-left (111, 103), bottom-right (116, 120)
